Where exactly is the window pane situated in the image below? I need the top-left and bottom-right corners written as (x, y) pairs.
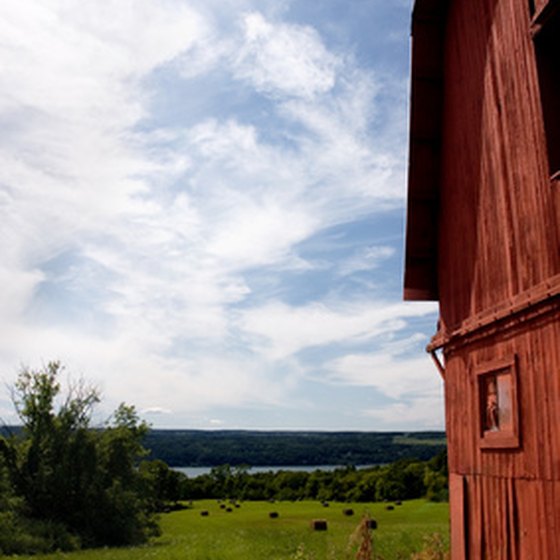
top-left (497, 373), bottom-right (513, 431)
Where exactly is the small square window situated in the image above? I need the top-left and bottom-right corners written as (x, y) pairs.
top-left (476, 357), bottom-right (520, 449)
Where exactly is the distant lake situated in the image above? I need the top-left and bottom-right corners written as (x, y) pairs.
top-left (173, 465), bottom-right (373, 478)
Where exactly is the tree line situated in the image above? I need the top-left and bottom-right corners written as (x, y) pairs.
top-left (179, 451), bottom-right (448, 503)
top-left (143, 429), bottom-right (446, 467)
top-left (0, 363), bottom-right (448, 556)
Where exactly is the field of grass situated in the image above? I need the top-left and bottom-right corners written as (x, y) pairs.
top-left (392, 435), bottom-right (447, 447)
top-left (8, 500), bottom-right (449, 560)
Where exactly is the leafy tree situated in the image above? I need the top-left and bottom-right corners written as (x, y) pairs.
top-left (1, 362), bottom-right (159, 552)
top-left (424, 450), bottom-right (449, 502)
top-left (368, 459), bottom-right (428, 501)
top-left (349, 468), bottom-right (381, 502)
top-left (139, 459), bottom-right (184, 511)
top-left (9, 363), bottom-right (99, 525)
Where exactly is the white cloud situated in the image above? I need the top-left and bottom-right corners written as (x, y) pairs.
top-left (326, 350), bottom-right (444, 429)
top-left (234, 12), bottom-right (339, 99)
top-left (142, 407), bottom-right (173, 416)
top-left (364, 396), bottom-right (445, 429)
top-left (326, 353), bottom-right (438, 398)
top-left (0, 0), bottom-right (208, 279)
top-left (319, 334), bottom-right (445, 429)
top-left (239, 300), bottom-right (436, 360)
top-left (337, 246), bottom-right (395, 276)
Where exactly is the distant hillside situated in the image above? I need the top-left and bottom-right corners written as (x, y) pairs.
top-left (1, 426), bottom-right (446, 467)
top-left (142, 430), bottom-right (446, 467)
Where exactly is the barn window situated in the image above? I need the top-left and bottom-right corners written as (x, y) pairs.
top-left (531, 1), bottom-right (560, 179)
top-left (476, 357), bottom-right (520, 449)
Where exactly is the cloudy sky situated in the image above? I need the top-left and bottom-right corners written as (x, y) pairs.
top-left (0, 0), bottom-right (443, 431)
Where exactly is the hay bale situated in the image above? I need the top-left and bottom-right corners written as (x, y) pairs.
top-left (200, 510), bottom-right (209, 517)
top-left (226, 507), bottom-right (233, 513)
top-left (395, 500), bottom-right (402, 506)
top-left (367, 519), bottom-right (378, 530)
top-left (269, 512), bottom-right (279, 519)
top-left (220, 504), bottom-right (226, 509)
top-left (343, 508), bottom-right (354, 516)
top-left (322, 501), bottom-right (330, 507)
top-left (385, 505), bottom-right (394, 511)
top-left (311, 519), bottom-right (328, 531)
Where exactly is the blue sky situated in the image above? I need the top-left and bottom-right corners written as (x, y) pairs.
top-left (0, 0), bottom-right (443, 430)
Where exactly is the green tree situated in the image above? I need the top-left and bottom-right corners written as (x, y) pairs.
top-left (139, 459), bottom-right (184, 511)
top-left (424, 450), bottom-right (449, 502)
top-left (9, 363), bottom-right (100, 524)
top-left (2, 362), bottom-right (159, 551)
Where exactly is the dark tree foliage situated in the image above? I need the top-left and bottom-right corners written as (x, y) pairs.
top-left (143, 429), bottom-right (446, 467)
top-left (181, 450), bottom-right (449, 504)
top-left (424, 449), bottom-right (449, 502)
top-left (0, 363), bottom-right (159, 555)
top-left (139, 459), bottom-right (183, 512)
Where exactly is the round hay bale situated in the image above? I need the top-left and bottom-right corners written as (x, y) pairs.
top-left (269, 512), bottom-right (279, 519)
top-left (200, 510), bottom-right (209, 517)
top-left (322, 501), bottom-right (330, 507)
top-left (220, 504), bottom-right (226, 509)
top-left (226, 507), bottom-right (233, 513)
top-left (385, 505), bottom-right (394, 511)
top-left (311, 519), bottom-right (328, 531)
top-left (395, 500), bottom-right (402, 506)
top-left (343, 508), bottom-right (354, 516)
top-left (235, 503), bottom-right (240, 508)
top-left (367, 519), bottom-right (378, 530)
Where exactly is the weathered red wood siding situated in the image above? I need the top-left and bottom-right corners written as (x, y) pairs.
top-left (432, 0), bottom-right (560, 557)
top-left (445, 313), bottom-right (560, 479)
top-left (444, 311), bottom-right (560, 558)
top-left (438, 0), bottom-right (560, 332)
top-left (406, 0), bottom-right (560, 560)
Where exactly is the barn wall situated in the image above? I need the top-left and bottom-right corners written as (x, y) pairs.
top-left (407, 0), bottom-right (560, 556)
top-left (457, 475), bottom-right (560, 559)
top-left (445, 309), bottom-right (560, 480)
top-left (437, 0), bottom-right (560, 330)
top-left (444, 305), bottom-right (560, 558)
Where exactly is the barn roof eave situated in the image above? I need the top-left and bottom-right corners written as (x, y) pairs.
top-left (403, 0), bottom-right (448, 302)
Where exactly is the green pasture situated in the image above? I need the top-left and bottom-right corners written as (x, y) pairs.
top-left (392, 435), bottom-right (447, 447)
top-left (7, 499), bottom-right (449, 560)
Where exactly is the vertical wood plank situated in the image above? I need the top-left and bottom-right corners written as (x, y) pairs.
top-left (450, 474), bottom-right (467, 560)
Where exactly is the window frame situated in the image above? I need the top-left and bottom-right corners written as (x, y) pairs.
top-left (476, 356), bottom-right (520, 450)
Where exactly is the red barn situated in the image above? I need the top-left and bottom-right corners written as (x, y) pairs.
top-left (404, 0), bottom-right (560, 558)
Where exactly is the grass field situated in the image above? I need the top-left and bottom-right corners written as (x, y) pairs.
top-left (8, 500), bottom-right (449, 560)
top-left (392, 435), bottom-right (447, 447)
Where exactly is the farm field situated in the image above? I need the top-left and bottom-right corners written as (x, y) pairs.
top-left (8, 499), bottom-right (449, 560)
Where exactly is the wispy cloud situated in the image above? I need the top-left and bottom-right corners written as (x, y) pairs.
top-left (234, 12), bottom-right (339, 99)
top-left (0, 1), bottom-right (439, 429)
top-left (239, 300), bottom-right (435, 361)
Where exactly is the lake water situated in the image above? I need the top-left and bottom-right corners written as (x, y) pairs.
top-left (173, 465), bottom-right (371, 478)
